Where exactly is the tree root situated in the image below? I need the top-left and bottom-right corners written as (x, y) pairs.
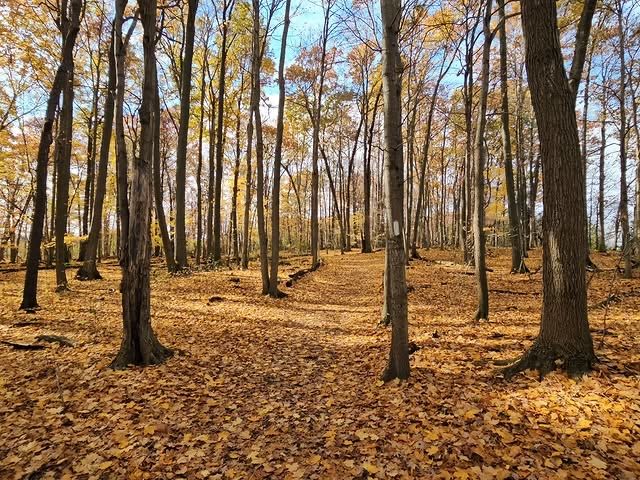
top-left (502, 341), bottom-right (596, 380)
top-left (76, 263), bottom-right (103, 281)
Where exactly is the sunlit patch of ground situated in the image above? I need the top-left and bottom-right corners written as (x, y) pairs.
top-left (0, 248), bottom-right (638, 479)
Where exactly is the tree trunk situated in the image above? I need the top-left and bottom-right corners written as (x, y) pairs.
top-left (213, 0), bottom-right (234, 263)
top-left (112, 0), bottom-right (172, 369)
top-left (54, 48), bottom-right (75, 292)
top-left (269, 0), bottom-right (291, 297)
top-left (380, 0), bottom-right (409, 382)
top-left (77, 20), bottom-right (118, 280)
top-left (362, 89), bottom-right (381, 253)
top-left (598, 95), bottom-right (607, 253)
top-left (252, 0), bottom-right (269, 294)
top-left (230, 73), bottom-right (244, 264)
top-left (115, 0), bottom-right (130, 265)
top-left (471, 0), bottom-right (492, 321)
top-left (196, 54), bottom-right (207, 265)
top-left (498, 0), bottom-right (527, 274)
top-left (174, 0), bottom-right (198, 269)
top-left (153, 61), bottom-right (176, 272)
top-left (616, 1), bottom-right (632, 278)
top-left (505, 0), bottom-right (595, 379)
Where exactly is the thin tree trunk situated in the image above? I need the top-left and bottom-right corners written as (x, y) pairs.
top-left (268, 0), bottom-right (291, 297)
top-left (498, 0), bottom-right (527, 274)
top-left (77, 21), bottom-right (118, 280)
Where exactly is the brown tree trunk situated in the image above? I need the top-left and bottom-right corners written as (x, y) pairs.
top-left (196, 54), bottom-right (207, 265)
top-left (498, 0), bottom-right (527, 274)
top-left (153, 61), bottom-right (176, 272)
top-left (174, 0), bottom-right (198, 269)
top-left (505, 0), bottom-right (596, 379)
top-left (213, 0), bottom-right (234, 263)
top-left (252, 0), bottom-right (269, 294)
top-left (77, 20), bottom-right (118, 280)
top-left (115, 0), bottom-right (130, 265)
top-left (471, 0), bottom-right (492, 321)
top-left (112, 0), bottom-right (172, 369)
top-left (268, 0), bottom-right (291, 297)
top-left (380, 0), bottom-right (409, 382)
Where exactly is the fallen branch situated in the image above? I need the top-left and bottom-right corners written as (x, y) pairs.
top-left (1, 340), bottom-right (46, 350)
top-left (35, 335), bottom-right (74, 347)
top-left (285, 260), bottom-right (323, 288)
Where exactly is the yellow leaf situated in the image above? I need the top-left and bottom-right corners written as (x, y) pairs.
top-left (363, 462), bottom-right (380, 474)
top-left (98, 461), bottom-right (113, 470)
top-left (143, 424), bottom-right (155, 435)
top-left (576, 418), bottom-right (592, 430)
top-left (308, 454), bottom-right (321, 465)
top-left (589, 456), bottom-right (607, 470)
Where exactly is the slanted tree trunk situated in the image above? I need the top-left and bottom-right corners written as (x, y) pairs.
top-left (380, 0), bottom-right (409, 382)
top-left (153, 61), bottom-right (176, 272)
top-left (498, 0), bottom-right (527, 274)
top-left (21, 0), bottom-right (81, 309)
top-left (472, 0), bottom-right (493, 321)
top-left (505, 0), bottom-right (596, 379)
top-left (268, 0), bottom-right (291, 298)
top-left (77, 21), bottom-right (118, 280)
top-left (174, 0), bottom-right (198, 269)
top-left (112, 0), bottom-right (172, 369)
top-left (251, 0), bottom-right (269, 294)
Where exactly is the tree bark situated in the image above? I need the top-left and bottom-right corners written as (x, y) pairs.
top-left (505, 0), bottom-right (595, 379)
top-left (20, 0), bottom-right (81, 310)
top-left (268, 0), bottom-right (291, 297)
top-left (498, 0), bottom-right (527, 274)
top-left (213, 0), bottom-right (234, 262)
top-left (174, 0), bottom-right (198, 269)
top-left (380, 0), bottom-right (409, 382)
top-left (77, 21), bottom-right (118, 280)
top-left (112, 0), bottom-right (172, 369)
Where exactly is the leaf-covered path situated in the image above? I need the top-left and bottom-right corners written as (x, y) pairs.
top-left (1, 250), bottom-right (640, 479)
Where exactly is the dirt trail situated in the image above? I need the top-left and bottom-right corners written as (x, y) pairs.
top-left (1, 250), bottom-right (639, 479)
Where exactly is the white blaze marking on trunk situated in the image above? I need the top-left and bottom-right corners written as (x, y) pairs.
top-left (393, 220), bottom-right (400, 237)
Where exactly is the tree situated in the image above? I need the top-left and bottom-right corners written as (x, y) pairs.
top-left (20, 0), bottom-right (82, 311)
top-left (53, 0), bottom-right (81, 292)
top-left (497, 0), bottom-right (527, 274)
top-left (112, 0), bottom-right (172, 368)
top-left (380, 0), bottom-right (409, 382)
top-left (504, 0), bottom-right (596, 379)
top-left (174, 0), bottom-right (199, 270)
top-left (470, 0), bottom-right (492, 321)
top-left (269, 0), bottom-right (292, 298)
top-left (212, 0), bottom-right (235, 263)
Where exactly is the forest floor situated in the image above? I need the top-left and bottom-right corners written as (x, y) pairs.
top-left (0, 248), bottom-right (639, 479)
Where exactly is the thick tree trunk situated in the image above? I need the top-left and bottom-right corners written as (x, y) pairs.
top-left (505, 0), bottom-right (595, 379)
top-left (498, 0), bottom-right (527, 274)
top-left (380, 0), bottom-right (409, 382)
top-left (268, 0), bottom-right (291, 298)
top-left (54, 55), bottom-right (74, 292)
top-left (174, 0), bottom-right (198, 269)
top-left (21, 0), bottom-right (81, 310)
top-left (112, 0), bottom-right (171, 369)
top-left (77, 23), bottom-right (118, 281)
